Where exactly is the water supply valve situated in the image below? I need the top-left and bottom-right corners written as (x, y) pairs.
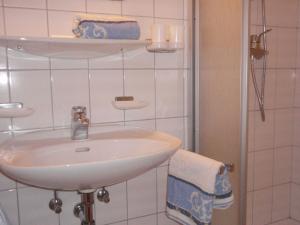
top-left (49, 191), bottom-right (62, 214)
top-left (97, 187), bottom-right (110, 203)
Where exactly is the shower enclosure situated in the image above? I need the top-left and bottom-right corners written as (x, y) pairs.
top-left (247, 0), bottom-right (300, 225)
top-left (195, 0), bottom-right (300, 224)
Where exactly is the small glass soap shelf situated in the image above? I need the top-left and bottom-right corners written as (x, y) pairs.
top-left (145, 39), bottom-right (183, 53)
top-left (0, 102), bottom-right (34, 118)
top-left (112, 96), bottom-right (148, 110)
top-left (0, 36), bottom-right (147, 59)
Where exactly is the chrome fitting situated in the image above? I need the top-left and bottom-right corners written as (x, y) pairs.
top-left (97, 187), bottom-right (110, 203)
top-left (49, 191), bottom-right (62, 214)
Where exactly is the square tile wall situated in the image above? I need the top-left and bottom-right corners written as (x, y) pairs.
top-left (247, 0), bottom-right (300, 224)
top-left (0, 1), bottom-right (192, 225)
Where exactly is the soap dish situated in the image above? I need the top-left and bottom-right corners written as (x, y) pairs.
top-left (112, 96), bottom-right (148, 110)
top-left (0, 102), bottom-right (34, 118)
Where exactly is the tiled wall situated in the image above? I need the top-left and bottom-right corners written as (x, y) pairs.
top-left (247, 0), bottom-right (300, 225)
top-left (0, 0), bottom-right (193, 225)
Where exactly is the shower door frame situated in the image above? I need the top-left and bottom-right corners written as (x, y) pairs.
top-left (192, 0), bottom-right (249, 224)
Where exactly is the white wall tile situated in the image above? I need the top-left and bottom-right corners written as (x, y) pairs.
top-left (250, 0), bottom-right (258, 25)
top-left (47, 0), bottom-right (85, 11)
top-left (276, 29), bottom-right (297, 68)
top-left (10, 70), bottom-right (53, 130)
top-left (48, 11), bottom-right (78, 38)
top-left (50, 58), bottom-right (88, 69)
top-left (156, 118), bottom-right (184, 141)
top-left (87, 0), bottom-right (121, 14)
top-left (271, 219), bottom-right (297, 225)
top-left (96, 182), bottom-right (127, 225)
top-left (265, 0), bottom-right (298, 27)
top-left (0, 174), bottom-right (16, 191)
top-left (291, 184), bottom-right (300, 221)
top-left (0, 189), bottom-right (19, 225)
top-left (0, 47), bottom-right (6, 70)
top-left (5, 8), bottom-right (48, 37)
top-left (154, 0), bottom-right (183, 19)
top-left (275, 70), bottom-right (296, 108)
top-left (57, 191), bottom-right (80, 225)
top-left (128, 214), bottom-right (157, 225)
top-left (7, 50), bottom-right (49, 70)
top-left (127, 169), bottom-right (157, 218)
top-left (254, 110), bottom-right (274, 150)
top-left (124, 70), bottom-right (155, 121)
top-left (265, 27), bottom-right (277, 68)
top-left (254, 150), bottom-right (273, 190)
top-left (122, 0), bottom-right (154, 17)
top-left (110, 222), bottom-right (127, 225)
top-left (89, 53), bottom-right (123, 69)
top-left (294, 109), bottom-right (300, 146)
top-left (4, 0), bottom-right (46, 9)
top-left (292, 147), bottom-right (300, 183)
top-left (125, 119), bottom-right (156, 130)
top-left (52, 70), bottom-right (89, 127)
top-left (295, 70), bottom-right (300, 107)
top-left (297, 32), bottom-right (300, 68)
top-left (124, 49), bottom-right (154, 69)
top-left (289, 219), bottom-right (300, 225)
top-left (156, 70), bottom-right (184, 118)
top-left (0, 71), bottom-right (10, 131)
top-left (0, 7), bottom-right (5, 36)
top-left (274, 109), bottom-right (294, 147)
top-left (272, 184), bottom-right (290, 222)
top-left (18, 187), bottom-right (59, 225)
top-left (90, 70), bottom-right (124, 124)
top-left (157, 166), bottom-right (168, 212)
top-left (158, 212), bottom-right (179, 225)
top-left (253, 188), bottom-right (272, 225)
top-left (273, 147), bottom-right (292, 185)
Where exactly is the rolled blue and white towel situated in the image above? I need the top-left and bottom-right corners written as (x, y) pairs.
top-left (72, 14), bottom-right (140, 40)
top-left (166, 150), bottom-right (234, 225)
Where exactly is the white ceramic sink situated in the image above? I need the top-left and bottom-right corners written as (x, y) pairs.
top-left (0, 126), bottom-right (181, 191)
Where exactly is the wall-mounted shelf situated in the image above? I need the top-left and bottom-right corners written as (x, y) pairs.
top-left (0, 102), bottom-right (34, 118)
top-left (0, 36), bottom-right (147, 59)
top-left (145, 39), bottom-right (183, 53)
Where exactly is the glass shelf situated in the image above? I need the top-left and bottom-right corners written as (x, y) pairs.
top-left (0, 36), bottom-right (147, 59)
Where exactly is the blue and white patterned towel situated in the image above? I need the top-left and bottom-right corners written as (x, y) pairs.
top-left (72, 14), bottom-right (140, 40)
top-left (166, 150), bottom-right (234, 225)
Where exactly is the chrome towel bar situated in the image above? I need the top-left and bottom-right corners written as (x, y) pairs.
top-left (219, 163), bottom-right (234, 175)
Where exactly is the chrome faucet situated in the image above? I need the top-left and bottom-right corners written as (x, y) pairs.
top-left (71, 106), bottom-right (89, 140)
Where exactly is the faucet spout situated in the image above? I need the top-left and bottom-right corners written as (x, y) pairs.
top-left (71, 106), bottom-right (89, 140)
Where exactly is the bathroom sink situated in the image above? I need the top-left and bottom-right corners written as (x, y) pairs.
top-left (0, 126), bottom-right (181, 191)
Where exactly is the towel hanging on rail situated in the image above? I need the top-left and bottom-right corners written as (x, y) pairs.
top-left (166, 149), bottom-right (234, 225)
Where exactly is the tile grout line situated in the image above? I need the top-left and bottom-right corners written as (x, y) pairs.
top-left (48, 59), bottom-right (55, 129)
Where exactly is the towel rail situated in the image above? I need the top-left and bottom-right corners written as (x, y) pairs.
top-left (219, 163), bottom-right (234, 175)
